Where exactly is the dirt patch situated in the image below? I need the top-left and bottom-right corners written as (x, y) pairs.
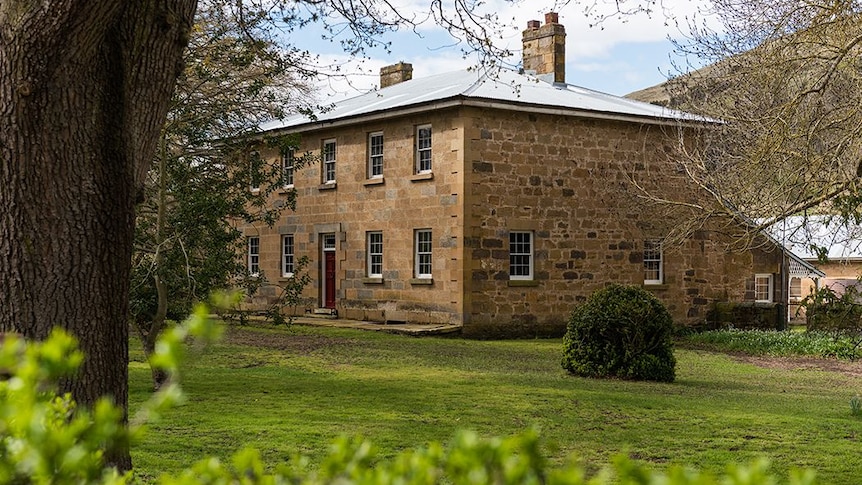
top-left (734, 354), bottom-right (862, 378)
top-left (225, 325), bottom-right (357, 354)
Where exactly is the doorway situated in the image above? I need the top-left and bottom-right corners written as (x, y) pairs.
top-left (321, 233), bottom-right (336, 309)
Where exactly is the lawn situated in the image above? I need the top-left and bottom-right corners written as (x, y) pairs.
top-left (130, 323), bottom-right (862, 483)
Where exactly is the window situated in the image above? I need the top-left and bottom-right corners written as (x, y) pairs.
top-left (755, 274), bottom-right (773, 303)
top-left (368, 132), bottom-right (383, 178)
top-left (415, 229), bottom-right (432, 279)
top-left (248, 236), bottom-right (260, 276)
top-left (249, 151), bottom-right (262, 192)
top-left (323, 233), bottom-right (336, 251)
top-left (415, 125), bottom-right (432, 173)
top-left (509, 231), bottom-right (533, 280)
top-left (367, 231), bottom-right (383, 278)
top-left (643, 240), bottom-right (663, 285)
top-left (790, 277), bottom-right (802, 300)
top-left (282, 149), bottom-right (294, 188)
top-left (282, 234), bottom-right (295, 277)
top-left (322, 139), bottom-right (336, 183)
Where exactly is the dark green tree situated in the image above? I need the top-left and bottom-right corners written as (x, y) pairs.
top-left (130, 0), bottom-right (317, 389)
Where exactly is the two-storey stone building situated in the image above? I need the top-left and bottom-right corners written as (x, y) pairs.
top-left (239, 13), bottom-right (819, 336)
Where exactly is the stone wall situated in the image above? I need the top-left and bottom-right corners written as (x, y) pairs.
top-left (461, 106), bottom-right (783, 337)
top-left (241, 103), bottom-right (785, 336)
top-left (240, 108), bottom-right (467, 324)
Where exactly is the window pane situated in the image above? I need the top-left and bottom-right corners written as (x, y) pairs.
top-left (644, 240), bottom-right (662, 283)
top-left (323, 233), bottom-right (336, 250)
top-left (282, 235), bottom-right (294, 276)
top-left (368, 232), bottom-right (383, 277)
top-left (369, 132), bottom-right (383, 177)
top-left (755, 275), bottom-right (772, 302)
top-left (509, 231), bottom-right (533, 279)
top-left (416, 125), bottom-right (432, 173)
top-left (790, 278), bottom-right (802, 298)
top-left (282, 150), bottom-right (294, 187)
top-left (415, 229), bottom-right (432, 278)
top-left (323, 140), bottom-right (336, 182)
top-left (248, 237), bottom-right (260, 274)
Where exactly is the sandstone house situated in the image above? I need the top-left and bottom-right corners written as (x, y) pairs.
top-left (239, 13), bottom-right (820, 336)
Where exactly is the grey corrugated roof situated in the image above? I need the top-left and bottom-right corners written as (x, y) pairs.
top-left (768, 216), bottom-right (862, 262)
top-left (260, 68), bottom-right (709, 132)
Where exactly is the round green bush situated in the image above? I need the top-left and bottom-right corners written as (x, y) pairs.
top-left (562, 284), bottom-right (676, 382)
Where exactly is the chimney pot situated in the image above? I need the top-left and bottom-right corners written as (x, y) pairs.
top-left (380, 61), bottom-right (413, 88)
top-left (522, 13), bottom-right (566, 83)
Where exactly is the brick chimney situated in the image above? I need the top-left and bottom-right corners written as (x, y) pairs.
top-left (380, 62), bottom-right (413, 88)
top-left (522, 12), bottom-right (566, 83)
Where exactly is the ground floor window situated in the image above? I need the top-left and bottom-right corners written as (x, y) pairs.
top-left (643, 239), bottom-right (663, 285)
top-left (509, 231), bottom-right (533, 280)
top-left (282, 234), bottom-right (294, 277)
top-left (415, 229), bottom-right (432, 278)
top-left (248, 236), bottom-right (260, 276)
top-left (755, 273), bottom-right (773, 303)
top-left (367, 231), bottom-right (383, 277)
top-left (789, 277), bottom-right (802, 300)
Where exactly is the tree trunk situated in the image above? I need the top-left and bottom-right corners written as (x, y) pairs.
top-left (0, 0), bottom-right (196, 471)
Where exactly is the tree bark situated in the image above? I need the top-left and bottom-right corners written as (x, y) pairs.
top-left (0, 0), bottom-right (195, 471)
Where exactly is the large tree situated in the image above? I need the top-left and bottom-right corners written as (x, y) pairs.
top-left (0, 0), bottom-right (196, 469)
top-left (130, 0), bottom-right (314, 390)
top-left (631, 0), bottom-right (862, 245)
top-left (0, 0), bottom-right (555, 470)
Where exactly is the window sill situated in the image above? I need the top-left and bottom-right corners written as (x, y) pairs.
top-left (278, 274), bottom-right (295, 282)
top-left (410, 172), bottom-right (434, 182)
top-left (250, 188), bottom-right (261, 195)
top-left (363, 277), bottom-right (384, 285)
top-left (363, 177), bottom-right (384, 186)
top-left (410, 278), bottom-right (433, 285)
top-left (318, 182), bottom-right (337, 191)
top-left (643, 283), bottom-right (669, 290)
top-left (508, 279), bottom-right (539, 287)
top-left (278, 186), bottom-right (295, 194)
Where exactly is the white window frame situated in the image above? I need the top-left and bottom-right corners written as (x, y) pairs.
top-left (755, 273), bottom-right (774, 303)
top-left (248, 236), bottom-right (260, 276)
top-left (789, 277), bottom-right (802, 300)
top-left (282, 234), bottom-right (295, 277)
top-left (282, 149), bottom-right (294, 189)
top-left (509, 231), bottom-right (533, 280)
top-left (367, 231), bottom-right (383, 278)
top-left (643, 239), bottom-right (663, 285)
top-left (368, 132), bottom-right (384, 179)
top-left (249, 151), bottom-right (262, 193)
top-left (415, 229), bottom-right (432, 279)
top-left (322, 139), bottom-right (336, 184)
top-left (415, 124), bottom-right (432, 174)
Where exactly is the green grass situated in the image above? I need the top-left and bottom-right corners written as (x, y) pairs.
top-left (130, 324), bottom-right (862, 483)
top-left (680, 328), bottom-right (862, 359)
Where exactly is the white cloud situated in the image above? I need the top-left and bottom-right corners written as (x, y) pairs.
top-left (302, 0), bottom-right (713, 98)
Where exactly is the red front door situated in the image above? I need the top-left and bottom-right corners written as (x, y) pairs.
top-left (324, 251), bottom-right (336, 309)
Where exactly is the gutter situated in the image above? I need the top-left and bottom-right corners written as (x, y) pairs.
top-left (260, 96), bottom-right (713, 137)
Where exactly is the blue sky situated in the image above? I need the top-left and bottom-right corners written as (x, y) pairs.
top-left (300, 0), bottom-right (709, 100)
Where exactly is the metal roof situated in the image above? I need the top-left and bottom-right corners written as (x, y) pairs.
top-left (768, 215), bottom-right (862, 262)
top-left (260, 68), bottom-right (710, 133)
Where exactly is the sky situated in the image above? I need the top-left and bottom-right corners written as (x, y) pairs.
top-left (299, 0), bottom-right (712, 101)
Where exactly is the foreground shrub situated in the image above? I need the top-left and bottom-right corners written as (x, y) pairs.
top-left (562, 284), bottom-right (676, 382)
top-left (0, 307), bottom-right (820, 484)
